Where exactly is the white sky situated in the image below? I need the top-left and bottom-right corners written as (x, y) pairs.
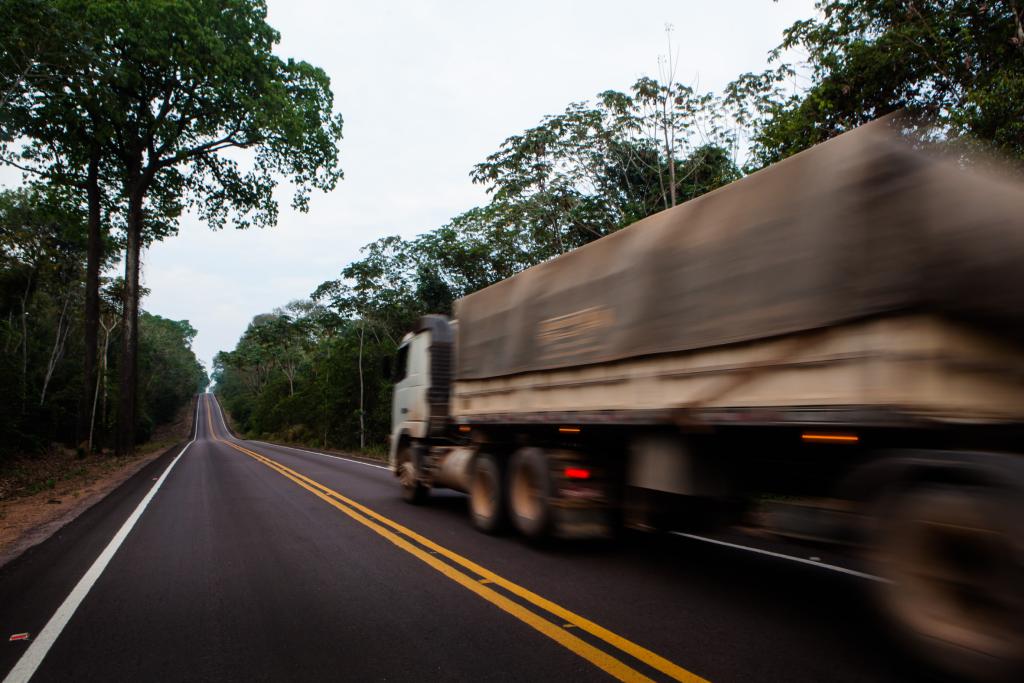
top-left (39, 1), bottom-right (821, 370)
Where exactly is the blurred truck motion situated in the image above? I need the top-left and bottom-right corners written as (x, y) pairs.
top-left (388, 118), bottom-right (1024, 680)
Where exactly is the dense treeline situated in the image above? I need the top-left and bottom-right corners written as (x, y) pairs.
top-left (216, 1), bottom-right (1024, 452)
top-left (0, 186), bottom-right (207, 456)
top-left (0, 0), bottom-right (341, 454)
top-left (214, 68), bottom-right (746, 448)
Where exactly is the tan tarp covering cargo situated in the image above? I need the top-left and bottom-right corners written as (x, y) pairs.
top-left (454, 119), bottom-right (1024, 380)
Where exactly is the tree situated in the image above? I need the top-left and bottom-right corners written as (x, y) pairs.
top-left (0, 186), bottom-right (86, 417)
top-left (250, 306), bottom-right (312, 397)
top-left (1, 188), bottom-right (199, 456)
top-left (214, 3), bottom-right (1024, 459)
top-left (2, 1), bottom-right (114, 448)
top-left (3, 2), bottom-right (221, 452)
top-left (732, 0), bottom-right (1024, 167)
top-left (411, 206), bottom-right (533, 299)
top-left (6, 1), bottom-right (344, 454)
top-left (258, 71), bottom-right (743, 454)
top-left (87, 279), bottom-right (123, 452)
top-left (313, 237), bottom-right (428, 449)
top-left (137, 313), bottom-right (207, 440)
top-left (471, 77), bottom-right (740, 260)
top-left (0, 0), bottom-right (68, 120)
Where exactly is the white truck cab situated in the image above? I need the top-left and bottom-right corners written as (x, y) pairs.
top-left (388, 316), bottom-right (455, 472)
top-left (389, 330), bottom-right (431, 467)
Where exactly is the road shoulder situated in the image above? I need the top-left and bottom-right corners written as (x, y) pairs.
top-left (0, 441), bottom-right (186, 570)
top-left (0, 398), bottom-right (197, 569)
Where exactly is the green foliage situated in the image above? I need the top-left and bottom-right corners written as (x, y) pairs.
top-left (215, 303), bottom-right (394, 449)
top-left (1, 0), bottom-right (344, 453)
top-left (216, 74), bottom-right (743, 451)
top-left (3, 0), bottom-right (344, 232)
top-left (137, 313), bottom-right (208, 441)
top-left (70, 0), bottom-right (345, 229)
top-left (733, 0), bottom-right (1024, 167)
top-left (218, 2), bottom-right (1021, 454)
top-left (0, 188), bottom-right (205, 456)
top-left (471, 79), bottom-right (741, 257)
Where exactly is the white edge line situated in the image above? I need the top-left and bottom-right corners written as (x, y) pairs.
top-left (671, 532), bottom-right (890, 584)
top-left (3, 398), bottom-right (200, 683)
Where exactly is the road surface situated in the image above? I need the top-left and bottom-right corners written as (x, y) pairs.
top-left (1, 394), bottom-right (918, 682)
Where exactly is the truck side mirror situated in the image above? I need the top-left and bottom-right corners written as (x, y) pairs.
top-left (381, 356), bottom-right (393, 379)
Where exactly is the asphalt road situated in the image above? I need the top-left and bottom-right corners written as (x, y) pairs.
top-left (1, 394), bottom-right (922, 682)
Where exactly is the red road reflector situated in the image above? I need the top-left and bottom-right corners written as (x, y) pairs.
top-left (564, 467), bottom-right (591, 480)
top-left (9, 633), bottom-right (30, 642)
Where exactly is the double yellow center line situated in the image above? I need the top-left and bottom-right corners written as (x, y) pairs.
top-left (203, 397), bottom-right (707, 683)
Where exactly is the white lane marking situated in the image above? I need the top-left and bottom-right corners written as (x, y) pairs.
top-left (3, 399), bottom-right (200, 683)
top-left (204, 394), bottom-right (388, 471)
top-left (671, 532), bottom-right (890, 584)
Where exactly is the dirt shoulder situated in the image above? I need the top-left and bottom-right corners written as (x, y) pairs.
top-left (0, 397), bottom-right (196, 568)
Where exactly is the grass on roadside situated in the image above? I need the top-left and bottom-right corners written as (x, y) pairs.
top-left (215, 398), bottom-right (389, 464)
top-left (0, 399), bottom-right (195, 505)
top-left (0, 438), bottom-right (181, 505)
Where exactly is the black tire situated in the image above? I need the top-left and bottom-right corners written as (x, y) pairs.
top-left (508, 447), bottom-right (554, 540)
top-left (869, 482), bottom-right (1024, 681)
top-left (397, 444), bottom-right (429, 505)
top-left (469, 452), bottom-right (507, 534)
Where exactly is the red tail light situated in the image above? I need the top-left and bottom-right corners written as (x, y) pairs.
top-left (564, 467), bottom-right (591, 480)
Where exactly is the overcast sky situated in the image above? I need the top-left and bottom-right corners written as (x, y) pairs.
top-left (132, 0), bottom-right (816, 370)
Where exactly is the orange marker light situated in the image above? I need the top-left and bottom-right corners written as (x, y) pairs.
top-left (564, 467), bottom-right (591, 480)
top-left (558, 427), bottom-right (581, 434)
top-left (458, 426), bottom-right (471, 433)
top-left (801, 432), bottom-right (859, 443)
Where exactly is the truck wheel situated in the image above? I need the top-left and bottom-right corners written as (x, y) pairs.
top-left (469, 452), bottom-right (506, 534)
top-left (397, 444), bottom-right (428, 505)
top-left (871, 482), bottom-right (1023, 680)
top-left (509, 448), bottom-right (554, 540)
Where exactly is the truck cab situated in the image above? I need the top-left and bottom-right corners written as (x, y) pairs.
top-left (390, 330), bottom-right (429, 467)
top-left (389, 316), bottom-right (454, 471)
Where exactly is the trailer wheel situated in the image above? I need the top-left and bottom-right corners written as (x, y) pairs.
top-left (509, 448), bottom-right (554, 540)
top-left (871, 482), bottom-right (1024, 680)
top-left (397, 444), bottom-right (428, 505)
top-left (469, 452), bottom-right (506, 534)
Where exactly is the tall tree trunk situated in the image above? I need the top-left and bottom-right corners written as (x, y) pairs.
top-left (116, 187), bottom-right (144, 455)
top-left (20, 305), bottom-right (27, 410)
top-left (89, 317), bottom-right (115, 452)
top-left (79, 153), bottom-right (102, 447)
top-left (19, 274), bottom-right (31, 413)
top-left (99, 333), bottom-right (110, 449)
top-left (322, 343), bottom-right (330, 450)
top-left (662, 100), bottom-right (676, 208)
top-left (40, 289), bottom-right (73, 406)
top-left (358, 322), bottom-right (365, 450)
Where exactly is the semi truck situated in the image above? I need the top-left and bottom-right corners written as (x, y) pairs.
top-left (387, 119), bottom-right (1024, 678)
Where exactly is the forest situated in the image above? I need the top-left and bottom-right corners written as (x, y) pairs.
top-left (0, 0), bottom-right (343, 458)
top-left (0, 182), bottom-right (209, 454)
top-left (214, 1), bottom-right (1024, 453)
